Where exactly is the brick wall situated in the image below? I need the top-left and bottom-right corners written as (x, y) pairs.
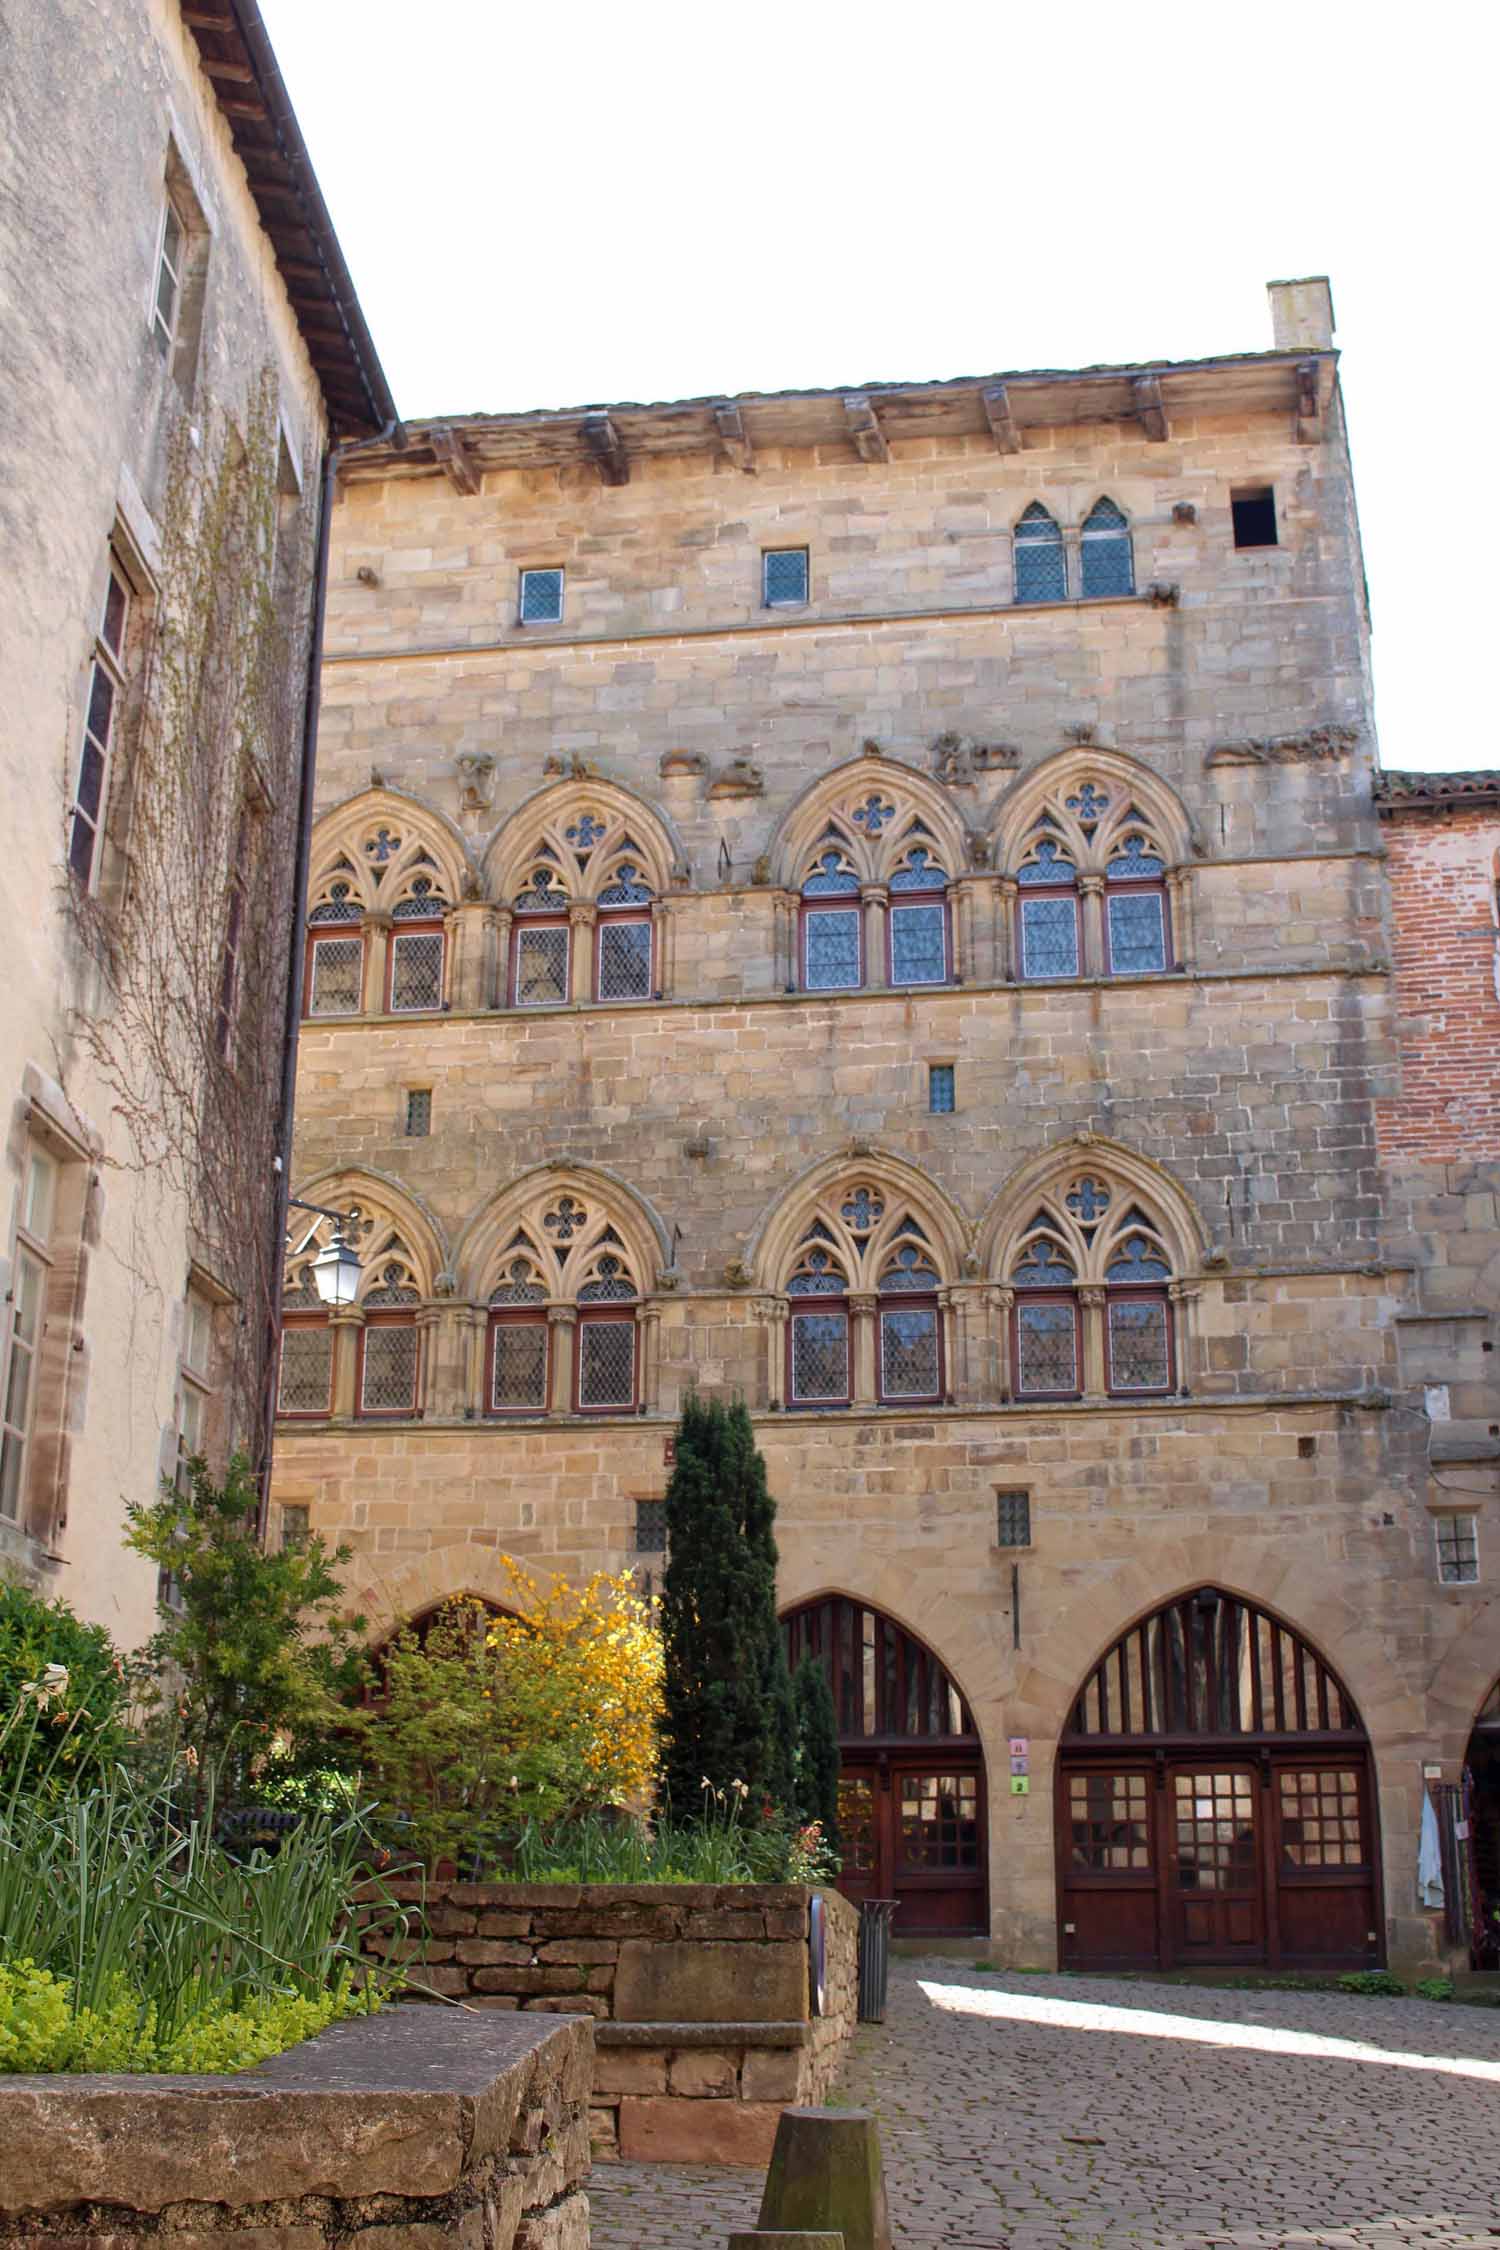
top-left (1377, 809), bottom-right (1500, 1160)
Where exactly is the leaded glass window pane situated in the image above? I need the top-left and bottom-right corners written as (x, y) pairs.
top-left (764, 548), bottom-right (809, 606)
top-left (1107, 890), bottom-right (1166, 975)
top-left (491, 1321), bottom-right (549, 1411)
top-left (802, 849), bottom-right (860, 895)
top-left (889, 846), bottom-right (944, 891)
top-left (520, 568), bottom-right (563, 623)
top-left (1106, 1297), bottom-right (1171, 1392)
top-left (1020, 896), bottom-right (1079, 979)
top-left (791, 1310), bottom-right (848, 1403)
top-left (361, 1323), bottom-right (418, 1413)
top-left (514, 923), bottom-right (569, 1006)
top-left (890, 901), bottom-right (947, 985)
top-left (579, 1318), bottom-right (635, 1409)
top-left (635, 1498), bottom-right (667, 1553)
top-left (1016, 1299), bottom-right (1078, 1395)
top-left (598, 918), bottom-right (652, 999)
top-left (804, 907), bottom-right (861, 990)
top-left (1014, 504), bottom-right (1066, 603)
top-left (390, 928), bottom-right (444, 1011)
top-left (929, 1064), bottom-right (955, 1114)
top-left (1436, 1514), bottom-right (1480, 1585)
top-left (597, 861), bottom-right (653, 905)
top-left (1012, 1238), bottom-right (1076, 1287)
top-left (279, 1325), bottom-right (332, 1414)
top-left (1081, 500), bottom-right (1134, 598)
top-left (881, 1305), bottom-right (940, 1399)
top-left (309, 936), bottom-right (362, 1014)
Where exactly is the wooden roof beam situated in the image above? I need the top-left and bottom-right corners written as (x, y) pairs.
top-left (200, 55), bottom-right (255, 82)
top-left (713, 400), bottom-right (755, 474)
top-left (1295, 360), bottom-right (1322, 444)
top-left (981, 383), bottom-right (1023, 454)
top-left (1132, 374), bottom-right (1169, 442)
top-left (843, 394), bottom-right (889, 463)
top-left (430, 425), bottom-right (480, 497)
top-left (582, 414), bottom-right (629, 486)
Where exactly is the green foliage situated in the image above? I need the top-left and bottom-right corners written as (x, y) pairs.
top-left (0, 1959), bottom-right (373, 2075)
top-left (792, 1654), bottom-right (841, 1850)
top-left (124, 1452), bottom-right (365, 1797)
top-left (660, 1397), bottom-right (798, 1813)
top-left (506, 1801), bottom-right (839, 1886)
top-left (1337, 1969), bottom-right (1406, 1996)
top-left (1413, 1975), bottom-right (1454, 2002)
top-left (0, 1578), bottom-right (127, 1799)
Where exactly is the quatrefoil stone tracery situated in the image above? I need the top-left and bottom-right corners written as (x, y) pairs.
top-left (364, 826), bottom-right (402, 863)
top-left (565, 813), bottom-right (607, 852)
top-left (851, 795), bottom-right (897, 834)
top-left (543, 1197), bottom-right (587, 1240)
top-left (1066, 1178), bottom-right (1112, 1226)
top-left (1065, 783), bottom-right (1110, 826)
top-left (841, 1187), bottom-right (885, 1234)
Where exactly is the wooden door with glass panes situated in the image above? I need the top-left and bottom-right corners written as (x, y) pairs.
top-left (1167, 1765), bottom-right (1263, 1962)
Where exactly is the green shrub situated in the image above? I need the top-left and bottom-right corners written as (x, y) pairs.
top-left (0, 1958), bottom-right (372, 2074)
top-left (1413, 1975), bottom-right (1454, 2002)
top-left (1337, 1969), bottom-right (1406, 1996)
top-left (0, 1578), bottom-right (126, 1800)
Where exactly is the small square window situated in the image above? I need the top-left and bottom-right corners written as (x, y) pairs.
top-left (1231, 487), bottom-right (1278, 549)
top-left (520, 568), bottom-right (564, 624)
top-left (928, 1064), bottom-right (956, 1114)
top-left (635, 1499), bottom-right (667, 1554)
top-left (1436, 1513), bottom-right (1479, 1585)
top-left (405, 1088), bottom-right (432, 1137)
top-left (280, 1504), bottom-right (310, 1551)
top-left (763, 548), bottom-right (809, 607)
top-left (996, 1491), bottom-right (1032, 1548)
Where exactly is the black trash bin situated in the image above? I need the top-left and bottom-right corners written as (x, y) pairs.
top-left (857, 1898), bottom-right (898, 2022)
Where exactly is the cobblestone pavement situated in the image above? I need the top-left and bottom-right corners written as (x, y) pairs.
top-left (587, 1958), bottom-right (1500, 2250)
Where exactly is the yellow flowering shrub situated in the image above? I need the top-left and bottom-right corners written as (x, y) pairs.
top-left (489, 1565), bottom-right (663, 1810)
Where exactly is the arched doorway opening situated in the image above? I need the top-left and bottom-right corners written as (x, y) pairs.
top-left (364, 1596), bottom-right (520, 1702)
top-left (1056, 1587), bottom-right (1382, 1971)
top-left (1461, 1680), bottom-right (1500, 1966)
top-left (782, 1594), bottom-right (988, 1936)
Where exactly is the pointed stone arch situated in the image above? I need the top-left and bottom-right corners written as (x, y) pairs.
top-left (769, 751), bottom-right (971, 891)
top-left (308, 787), bottom-right (471, 913)
top-left (746, 1147), bottom-right (969, 1293)
top-left (482, 777), bottom-right (685, 906)
top-left (978, 1135), bottom-right (1205, 1282)
top-left (990, 746), bottom-right (1196, 877)
top-left (454, 1161), bottom-right (673, 1302)
top-left (285, 1166), bottom-right (448, 1300)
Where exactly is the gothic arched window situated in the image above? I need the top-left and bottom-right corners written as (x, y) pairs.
top-left (1015, 824), bottom-right (1081, 979)
top-left (594, 849), bottom-right (656, 1002)
top-left (776, 1178), bottom-right (953, 1409)
top-left (886, 837), bottom-right (951, 988)
top-left (786, 1230), bottom-right (853, 1407)
top-left (1014, 502), bottom-right (1067, 604)
top-left (510, 852), bottom-right (572, 1007)
top-left (800, 837), bottom-right (863, 993)
top-left (1006, 1172), bottom-right (1176, 1400)
top-left (305, 868), bottom-right (365, 1017)
top-left (482, 1193), bottom-right (642, 1415)
top-left (387, 859), bottom-right (451, 1014)
top-left (1080, 497), bottom-right (1134, 599)
top-left (1104, 825), bottom-right (1169, 975)
top-left (357, 1250), bottom-right (423, 1417)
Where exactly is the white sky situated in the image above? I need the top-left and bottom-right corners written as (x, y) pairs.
top-left (261, 0), bottom-right (1487, 775)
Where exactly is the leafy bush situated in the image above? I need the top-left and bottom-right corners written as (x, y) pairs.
top-left (358, 1571), bottom-right (662, 1873)
top-left (0, 1578), bottom-right (126, 1799)
top-left (1413, 1975), bottom-right (1454, 2002)
top-left (507, 1792), bottom-right (839, 1887)
top-left (1337, 1969), bottom-right (1406, 1996)
top-left (0, 1959), bottom-right (372, 2074)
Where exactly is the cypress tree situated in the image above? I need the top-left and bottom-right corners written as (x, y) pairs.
top-left (660, 1396), bottom-right (797, 1815)
top-left (792, 1653), bottom-right (841, 1850)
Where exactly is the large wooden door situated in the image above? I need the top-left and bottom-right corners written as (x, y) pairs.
top-left (1056, 1589), bottom-right (1382, 1972)
top-left (784, 1597), bottom-right (988, 1937)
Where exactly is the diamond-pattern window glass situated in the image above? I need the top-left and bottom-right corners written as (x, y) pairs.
top-left (1015, 1299), bottom-right (1078, 1396)
top-left (837, 1776), bottom-right (877, 1874)
top-left (598, 917), bottom-right (652, 999)
top-left (996, 1491), bottom-right (1031, 1548)
top-left (898, 1772), bottom-right (980, 1869)
top-left (520, 567), bottom-right (563, 623)
top-left (1106, 1297), bottom-right (1171, 1392)
top-left (578, 1254), bottom-right (636, 1302)
top-left (635, 1499), bottom-right (667, 1554)
top-left (390, 928), bottom-right (444, 1011)
top-left (1012, 1237), bottom-right (1075, 1287)
top-left (1080, 498), bottom-right (1134, 598)
top-left (1020, 895), bottom-right (1080, 979)
top-left (579, 1317), bottom-right (635, 1409)
top-left (278, 1325), bottom-right (332, 1414)
top-left (791, 1310), bottom-right (849, 1403)
top-left (1106, 1236), bottom-right (1171, 1284)
top-left (804, 907), bottom-right (861, 990)
top-left (491, 1320), bottom-right (549, 1411)
top-left (1173, 1770), bottom-right (1256, 1891)
top-left (880, 1305), bottom-right (940, 1399)
top-left (880, 1242), bottom-right (939, 1293)
top-left (763, 548), bottom-right (809, 606)
top-left (360, 1323), bottom-right (418, 1414)
top-left (514, 864), bottom-right (569, 911)
top-left (1436, 1513), bottom-right (1480, 1585)
top-left (802, 847), bottom-right (860, 896)
top-left (787, 1248), bottom-right (848, 1296)
top-left (514, 923), bottom-right (569, 1006)
top-left (310, 882), bottom-right (361, 924)
top-left (597, 861), bottom-right (653, 905)
top-left (490, 1256), bottom-right (547, 1305)
top-left (1110, 832), bottom-right (1165, 881)
top-left (308, 936), bottom-right (362, 1015)
top-left (1013, 503), bottom-right (1067, 604)
top-left (890, 901), bottom-right (947, 985)
top-left (1107, 890), bottom-right (1167, 975)
top-left (928, 1064), bottom-right (956, 1115)
top-left (1278, 1768), bottom-right (1366, 1867)
top-left (1069, 1772), bottom-right (1151, 1870)
top-left (405, 1089), bottom-right (432, 1138)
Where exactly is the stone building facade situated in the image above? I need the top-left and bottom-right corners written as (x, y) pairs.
top-left (274, 277), bottom-right (1490, 1970)
top-left (0, 0), bottom-right (392, 1644)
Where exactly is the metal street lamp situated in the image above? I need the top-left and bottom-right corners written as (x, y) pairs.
top-left (287, 1197), bottom-right (363, 1307)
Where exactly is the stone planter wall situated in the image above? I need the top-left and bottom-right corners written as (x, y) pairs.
top-left (361, 1882), bottom-right (860, 2165)
top-left (0, 2006), bottom-right (590, 2248)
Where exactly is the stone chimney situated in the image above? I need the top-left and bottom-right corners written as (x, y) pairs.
top-left (1266, 276), bottom-right (1336, 352)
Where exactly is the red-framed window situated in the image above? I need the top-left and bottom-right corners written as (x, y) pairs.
top-left (876, 1237), bottom-right (944, 1404)
top-left (800, 843), bottom-right (862, 993)
top-left (1103, 834), bottom-right (1170, 977)
top-left (305, 882), bottom-right (364, 1017)
top-left (387, 877), bottom-right (450, 1013)
top-left (886, 843), bottom-right (951, 988)
top-left (787, 1302), bottom-right (851, 1408)
top-left (1016, 840), bottom-right (1081, 980)
top-left (357, 1315), bottom-right (420, 1417)
top-left (575, 1311), bottom-right (638, 1413)
top-left (488, 1310), bottom-right (550, 1415)
top-left (278, 1317), bottom-right (333, 1417)
top-left (1012, 1293), bottom-right (1081, 1400)
top-left (596, 912), bottom-right (653, 1001)
top-left (511, 915), bottom-right (570, 1007)
top-left (1104, 1289), bottom-right (1174, 1393)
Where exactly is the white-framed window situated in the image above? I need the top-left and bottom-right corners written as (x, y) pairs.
top-left (151, 194), bottom-right (187, 356)
top-left (176, 1288), bottom-right (214, 1483)
top-left (520, 568), bottom-right (564, 624)
top-left (0, 1149), bottom-right (58, 1523)
top-left (1436, 1513), bottom-right (1480, 1586)
top-left (69, 556), bottom-right (132, 888)
top-left (763, 548), bottom-right (809, 607)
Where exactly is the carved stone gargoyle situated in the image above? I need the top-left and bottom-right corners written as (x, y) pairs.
top-left (931, 731), bottom-right (1021, 786)
top-left (455, 750), bottom-right (496, 815)
top-left (659, 748), bottom-right (708, 778)
top-left (707, 756), bottom-right (765, 801)
top-left (723, 1257), bottom-right (753, 1291)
